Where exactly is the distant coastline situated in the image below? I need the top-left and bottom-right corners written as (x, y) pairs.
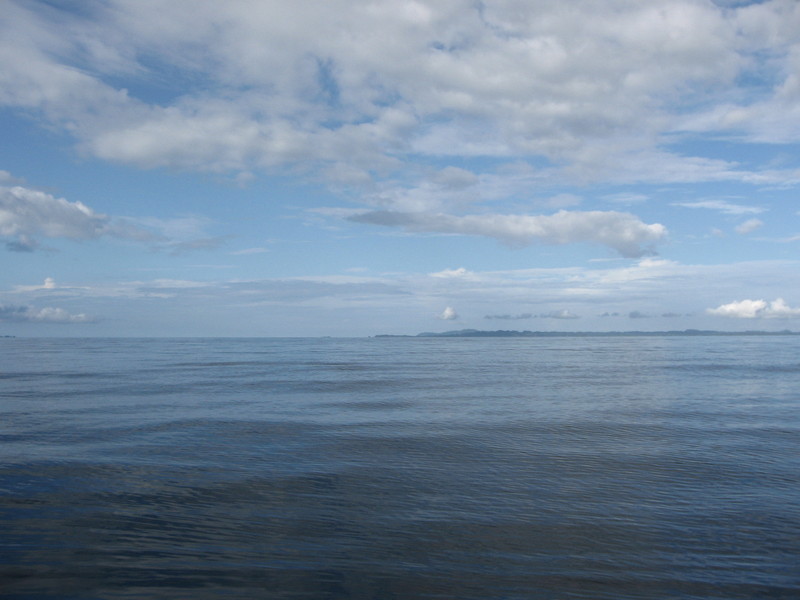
top-left (376, 329), bottom-right (800, 338)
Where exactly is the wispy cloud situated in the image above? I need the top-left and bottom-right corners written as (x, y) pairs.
top-left (735, 218), bottom-right (764, 235)
top-left (673, 200), bottom-right (765, 215)
top-left (0, 303), bottom-right (94, 323)
top-left (484, 310), bottom-right (579, 320)
top-left (231, 247), bottom-right (270, 256)
top-left (350, 210), bottom-right (666, 257)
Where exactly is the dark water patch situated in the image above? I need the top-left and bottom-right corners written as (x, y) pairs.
top-left (2, 337), bottom-right (800, 599)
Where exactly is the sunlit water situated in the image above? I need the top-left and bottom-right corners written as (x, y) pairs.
top-left (2, 336), bottom-right (799, 599)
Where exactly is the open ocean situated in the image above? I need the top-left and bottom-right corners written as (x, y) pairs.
top-left (1, 335), bottom-right (799, 599)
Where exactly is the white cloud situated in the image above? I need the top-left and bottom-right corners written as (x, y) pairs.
top-left (430, 267), bottom-right (473, 279)
top-left (351, 209), bottom-right (666, 257)
top-left (13, 278), bottom-right (59, 292)
top-left (707, 298), bottom-right (800, 318)
top-left (0, 185), bottom-right (110, 250)
top-left (542, 309), bottom-right (580, 320)
top-left (2, 0), bottom-right (800, 192)
top-left (0, 177), bottom-right (224, 252)
top-left (439, 306), bottom-right (458, 320)
top-left (735, 218), bottom-right (764, 234)
top-left (673, 200), bottom-right (765, 215)
top-left (4, 258), bottom-right (800, 335)
top-left (0, 303), bottom-right (93, 323)
top-left (678, 0), bottom-right (800, 144)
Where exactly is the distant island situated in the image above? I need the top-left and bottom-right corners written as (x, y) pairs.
top-left (376, 329), bottom-right (800, 338)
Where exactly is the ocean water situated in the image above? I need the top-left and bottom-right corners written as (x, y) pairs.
top-left (1, 335), bottom-right (799, 599)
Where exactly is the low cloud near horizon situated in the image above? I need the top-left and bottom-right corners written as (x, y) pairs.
top-left (485, 310), bottom-right (579, 320)
top-left (707, 298), bottom-right (800, 319)
top-left (439, 306), bottom-right (459, 320)
top-left (0, 303), bottom-right (94, 323)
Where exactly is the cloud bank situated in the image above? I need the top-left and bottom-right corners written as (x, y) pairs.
top-left (2, 0), bottom-right (800, 254)
top-left (4, 0), bottom-right (797, 180)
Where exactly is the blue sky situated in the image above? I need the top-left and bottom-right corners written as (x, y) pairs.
top-left (2, 0), bottom-right (800, 336)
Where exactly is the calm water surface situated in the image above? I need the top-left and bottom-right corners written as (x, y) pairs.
top-left (1, 336), bottom-right (799, 599)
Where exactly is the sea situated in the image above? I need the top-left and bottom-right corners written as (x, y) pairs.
top-left (1, 335), bottom-right (799, 599)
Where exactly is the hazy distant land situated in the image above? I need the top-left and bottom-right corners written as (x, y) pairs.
top-left (377, 329), bottom-right (800, 338)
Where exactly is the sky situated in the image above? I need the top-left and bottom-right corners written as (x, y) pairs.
top-left (1, 0), bottom-right (800, 337)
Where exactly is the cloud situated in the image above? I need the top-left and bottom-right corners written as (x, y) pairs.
top-left (604, 192), bottom-right (649, 205)
top-left (485, 313), bottom-right (533, 320)
top-left (0, 304), bottom-right (93, 323)
top-left (350, 209), bottom-right (666, 257)
top-left (484, 310), bottom-right (578, 320)
top-left (673, 200), bottom-right (765, 215)
top-left (542, 310), bottom-right (580, 320)
top-left (735, 218), bottom-right (764, 234)
top-left (0, 185), bottom-right (110, 249)
top-left (231, 247), bottom-right (270, 256)
top-left (0, 170), bottom-right (22, 184)
top-left (167, 236), bottom-right (232, 256)
top-left (3, 0), bottom-right (800, 197)
top-left (439, 306), bottom-right (458, 320)
top-left (628, 310), bottom-right (651, 319)
top-left (13, 277), bottom-right (59, 292)
top-left (0, 178), bottom-right (225, 252)
top-left (707, 298), bottom-right (800, 318)
top-left (430, 267), bottom-right (473, 279)
top-left (4, 258), bottom-right (800, 335)
top-left (0, 180), bottom-right (174, 251)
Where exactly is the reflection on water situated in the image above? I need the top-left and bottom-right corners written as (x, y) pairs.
top-left (1, 336), bottom-right (799, 599)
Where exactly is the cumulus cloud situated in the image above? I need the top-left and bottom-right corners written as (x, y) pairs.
top-left (0, 185), bottom-right (110, 250)
top-left (351, 209), bottom-right (666, 257)
top-left (707, 298), bottom-right (800, 319)
top-left (735, 218), bottom-right (764, 234)
top-left (2, 0), bottom-right (799, 192)
top-left (439, 306), bottom-right (458, 320)
top-left (0, 179), bottom-right (223, 252)
top-left (0, 304), bottom-right (93, 323)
